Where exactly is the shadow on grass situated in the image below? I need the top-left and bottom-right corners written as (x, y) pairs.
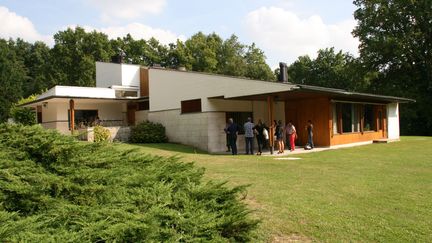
top-left (130, 143), bottom-right (208, 154)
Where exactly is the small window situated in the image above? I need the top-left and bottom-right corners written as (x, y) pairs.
top-left (137, 101), bottom-right (149, 111)
top-left (181, 99), bottom-right (201, 113)
top-left (226, 112), bottom-right (253, 135)
top-left (37, 105), bottom-right (42, 124)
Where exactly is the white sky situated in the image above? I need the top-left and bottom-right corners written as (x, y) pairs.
top-left (0, 0), bottom-right (359, 67)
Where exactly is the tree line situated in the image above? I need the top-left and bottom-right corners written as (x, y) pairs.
top-left (1, 0), bottom-right (430, 135)
top-left (0, 27), bottom-right (275, 123)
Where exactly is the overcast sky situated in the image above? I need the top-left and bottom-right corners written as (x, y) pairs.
top-left (0, 0), bottom-right (359, 68)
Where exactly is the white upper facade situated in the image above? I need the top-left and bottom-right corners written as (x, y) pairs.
top-left (38, 86), bottom-right (117, 99)
top-left (96, 62), bottom-right (141, 89)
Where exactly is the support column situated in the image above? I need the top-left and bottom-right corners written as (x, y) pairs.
top-left (267, 96), bottom-right (275, 154)
top-left (69, 99), bottom-right (75, 134)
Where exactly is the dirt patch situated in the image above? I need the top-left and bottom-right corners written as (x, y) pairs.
top-left (271, 234), bottom-right (312, 243)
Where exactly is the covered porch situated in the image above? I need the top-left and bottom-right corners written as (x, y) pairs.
top-left (211, 84), bottom-right (411, 153)
top-left (22, 96), bottom-right (148, 141)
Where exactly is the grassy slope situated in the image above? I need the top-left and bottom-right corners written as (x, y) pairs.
top-left (116, 137), bottom-right (432, 242)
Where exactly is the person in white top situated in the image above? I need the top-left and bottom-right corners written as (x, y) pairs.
top-left (286, 121), bottom-right (297, 151)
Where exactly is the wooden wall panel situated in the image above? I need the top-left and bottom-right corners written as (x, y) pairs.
top-left (330, 131), bottom-right (385, 146)
top-left (285, 97), bottom-right (330, 146)
top-left (140, 68), bottom-right (149, 97)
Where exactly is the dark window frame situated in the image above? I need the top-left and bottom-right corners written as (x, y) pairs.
top-left (181, 99), bottom-right (202, 114)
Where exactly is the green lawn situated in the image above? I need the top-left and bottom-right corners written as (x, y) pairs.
top-left (115, 137), bottom-right (432, 242)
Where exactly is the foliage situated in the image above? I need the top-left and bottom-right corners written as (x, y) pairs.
top-left (93, 125), bottom-right (110, 142)
top-left (0, 40), bottom-right (26, 122)
top-left (130, 121), bottom-right (168, 143)
top-left (288, 47), bottom-right (371, 91)
top-left (9, 95), bottom-right (38, 125)
top-left (353, 0), bottom-right (432, 135)
top-left (51, 27), bottom-right (113, 87)
top-left (0, 124), bottom-right (258, 241)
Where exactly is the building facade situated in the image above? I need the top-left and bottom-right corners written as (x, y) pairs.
top-left (23, 61), bottom-right (412, 153)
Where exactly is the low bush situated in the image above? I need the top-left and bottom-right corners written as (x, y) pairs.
top-left (9, 95), bottom-right (37, 125)
top-left (0, 124), bottom-right (258, 241)
top-left (130, 121), bottom-right (168, 143)
top-left (93, 125), bottom-right (110, 142)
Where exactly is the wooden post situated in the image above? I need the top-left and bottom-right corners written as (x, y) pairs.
top-left (267, 96), bottom-right (275, 154)
top-left (69, 99), bottom-right (75, 134)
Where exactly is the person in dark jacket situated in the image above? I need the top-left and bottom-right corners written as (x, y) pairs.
top-left (253, 119), bottom-right (264, 155)
top-left (226, 118), bottom-right (239, 155)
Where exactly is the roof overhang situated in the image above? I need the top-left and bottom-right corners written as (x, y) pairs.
top-left (20, 96), bottom-right (148, 108)
top-left (214, 83), bottom-right (415, 104)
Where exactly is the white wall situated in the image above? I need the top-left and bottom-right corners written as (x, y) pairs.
top-left (96, 62), bottom-right (122, 88)
top-left (40, 86), bottom-right (116, 99)
top-left (387, 102), bottom-right (400, 140)
top-left (148, 69), bottom-right (296, 112)
top-left (96, 62), bottom-right (140, 88)
top-left (121, 64), bottom-right (140, 87)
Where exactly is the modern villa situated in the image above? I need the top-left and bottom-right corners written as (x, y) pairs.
top-left (23, 61), bottom-right (413, 153)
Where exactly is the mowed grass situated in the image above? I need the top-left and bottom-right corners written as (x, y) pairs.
top-left (115, 137), bottom-right (432, 242)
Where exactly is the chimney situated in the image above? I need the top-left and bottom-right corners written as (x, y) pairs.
top-left (111, 50), bottom-right (126, 64)
top-left (278, 62), bottom-right (288, 83)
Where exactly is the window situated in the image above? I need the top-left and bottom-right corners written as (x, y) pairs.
top-left (342, 103), bottom-right (352, 133)
top-left (68, 110), bottom-right (98, 128)
top-left (377, 110), bottom-right (382, 130)
top-left (332, 104), bottom-right (339, 134)
top-left (364, 105), bottom-right (375, 131)
top-left (226, 112), bottom-right (253, 135)
top-left (333, 103), bottom-right (363, 134)
top-left (181, 99), bottom-right (201, 113)
top-left (37, 105), bottom-right (42, 124)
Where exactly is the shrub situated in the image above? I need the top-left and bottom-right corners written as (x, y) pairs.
top-left (93, 125), bottom-right (110, 142)
top-left (0, 124), bottom-right (258, 241)
top-left (130, 121), bottom-right (168, 143)
top-left (9, 95), bottom-right (38, 125)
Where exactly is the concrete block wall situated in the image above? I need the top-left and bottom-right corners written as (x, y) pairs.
top-left (148, 110), bottom-right (209, 151)
top-left (84, 126), bottom-right (131, 142)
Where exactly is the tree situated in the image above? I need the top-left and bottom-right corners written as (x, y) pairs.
top-left (0, 39), bottom-right (26, 122)
top-left (288, 48), bottom-right (369, 91)
top-left (244, 43), bottom-right (275, 81)
top-left (353, 0), bottom-right (432, 135)
top-left (51, 27), bottom-right (113, 87)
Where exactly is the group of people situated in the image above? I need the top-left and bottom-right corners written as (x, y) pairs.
top-left (224, 118), bottom-right (314, 155)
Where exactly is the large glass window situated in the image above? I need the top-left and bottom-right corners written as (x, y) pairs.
top-left (342, 103), bottom-right (352, 133)
top-left (333, 103), bottom-right (367, 134)
top-left (364, 105), bottom-right (375, 131)
top-left (332, 104), bottom-right (338, 134)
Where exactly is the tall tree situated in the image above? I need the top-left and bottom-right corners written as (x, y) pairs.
top-left (353, 0), bottom-right (432, 135)
top-left (51, 27), bottom-right (113, 87)
top-left (0, 39), bottom-right (26, 122)
top-left (288, 48), bottom-right (369, 91)
top-left (244, 43), bottom-right (275, 81)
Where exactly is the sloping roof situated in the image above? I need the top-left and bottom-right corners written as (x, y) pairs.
top-left (297, 84), bottom-right (415, 103)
